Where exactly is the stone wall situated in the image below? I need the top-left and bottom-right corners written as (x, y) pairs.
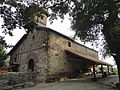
top-left (65, 41), bottom-right (99, 61)
top-left (47, 31), bottom-right (81, 76)
top-left (47, 30), bottom-right (98, 79)
top-left (48, 32), bottom-right (67, 75)
top-left (0, 72), bottom-right (37, 85)
top-left (9, 27), bottom-right (99, 82)
top-left (10, 28), bottom-right (49, 82)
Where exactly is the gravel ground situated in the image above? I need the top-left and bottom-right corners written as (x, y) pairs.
top-left (19, 75), bottom-right (118, 90)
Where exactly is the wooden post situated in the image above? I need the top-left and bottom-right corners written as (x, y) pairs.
top-left (107, 66), bottom-right (110, 76)
top-left (101, 65), bottom-right (104, 78)
top-left (93, 64), bottom-right (96, 79)
top-left (111, 66), bottom-right (114, 72)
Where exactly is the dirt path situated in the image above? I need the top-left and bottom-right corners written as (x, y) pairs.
top-left (19, 75), bottom-right (118, 90)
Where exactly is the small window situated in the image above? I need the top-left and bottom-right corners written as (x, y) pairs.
top-left (68, 42), bottom-right (71, 47)
top-left (40, 15), bottom-right (44, 20)
top-left (32, 35), bottom-right (35, 39)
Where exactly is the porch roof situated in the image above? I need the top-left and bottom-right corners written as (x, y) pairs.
top-left (65, 49), bottom-right (112, 66)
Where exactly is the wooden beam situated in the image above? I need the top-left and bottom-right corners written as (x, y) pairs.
top-left (111, 66), bottom-right (114, 72)
top-left (107, 66), bottom-right (110, 76)
top-left (101, 65), bottom-right (104, 78)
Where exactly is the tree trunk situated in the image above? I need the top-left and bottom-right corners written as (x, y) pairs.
top-left (113, 54), bottom-right (120, 83)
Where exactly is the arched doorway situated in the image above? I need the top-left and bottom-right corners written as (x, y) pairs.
top-left (28, 59), bottom-right (34, 72)
top-left (26, 52), bottom-right (39, 72)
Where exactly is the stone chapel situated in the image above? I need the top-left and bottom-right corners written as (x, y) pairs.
top-left (8, 12), bottom-right (112, 82)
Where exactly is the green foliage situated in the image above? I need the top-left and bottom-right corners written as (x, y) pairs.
top-left (0, 44), bottom-right (6, 67)
top-left (110, 71), bottom-right (117, 75)
top-left (0, 36), bottom-right (7, 67)
top-left (70, 0), bottom-right (120, 57)
top-left (0, 0), bottom-right (5, 4)
top-left (0, 1), bottom-right (43, 35)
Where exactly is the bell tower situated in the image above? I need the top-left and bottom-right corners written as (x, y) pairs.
top-left (34, 13), bottom-right (48, 27)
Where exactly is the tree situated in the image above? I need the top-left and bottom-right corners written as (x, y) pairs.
top-left (70, 0), bottom-right (120, 83)
top-left (0, 0), bottom-right (120, 83)
top-left (0, 37), bottom-right (6, 67)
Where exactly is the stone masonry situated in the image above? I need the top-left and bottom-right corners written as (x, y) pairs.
top-left (8, 13), bottom-right (101, 82)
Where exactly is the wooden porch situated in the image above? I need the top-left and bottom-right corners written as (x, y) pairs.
top-left (65, 49), bottom-right (113, 79)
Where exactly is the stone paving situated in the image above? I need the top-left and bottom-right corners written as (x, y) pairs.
top-left (19, 75), bottom-right (118, 90)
